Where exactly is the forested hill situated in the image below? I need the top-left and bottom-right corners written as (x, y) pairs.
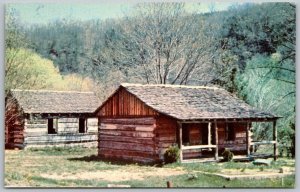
top-left (23, 3), bottom-right (295, 89)
top-left (5, 2), bottom-right (295, 156)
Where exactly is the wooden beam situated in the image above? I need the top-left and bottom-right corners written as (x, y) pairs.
top-left (251, 141), bottom-right (276, 145)
top-left (246, 121), bottom-right (251, 156)
top-left (182, 145), bottom-right (216, 150)
top-left (273, 120), bottom-right (278, 160)
top-left (178, 122), bottom-right (183, 162)
top-left (208, 122), bottom-right (211, 146)
top-left (180, 118), bottom-right (277, 123)
top-left (98, 118), bottom-right (101, 154)
top-left (214, 120), bottom-right (218, 160)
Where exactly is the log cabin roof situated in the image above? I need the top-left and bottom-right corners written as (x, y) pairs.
top-left (10, 89), bottom-right (101, 114)
top-left (105, 83), bottom-right (277, 120)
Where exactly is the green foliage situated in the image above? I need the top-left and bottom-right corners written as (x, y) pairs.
top-left (25, 20), bottom-right (82, 73)
top-left (5, 48), bottom-right (96, 96)
top-left (5, 7), bottom-right (28, 49)
top-left (21, 3), bottom-right (221, 86)
top-left (222, 149), bottom-right (234, 162)
top-left (6, 172), bottom-right (23, 181)
top-left (240, 167), bottom-right (246, 172)
top-left (5, 48), bottom-right (63, 93)
top-left (259, 166), bottom-right (264, 172)
top-left (212, 2), bottom-right (295, 94)
top-left (164, 145), bottom-right (180, 164)
top-left (220, 3), bottom-right (295, 69)
top-left (57, 74), bottom-right (95, 92)
top-left (235, 54), bottom-right (295, 154)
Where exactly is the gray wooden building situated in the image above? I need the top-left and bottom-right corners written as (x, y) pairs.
top-left (5, 89), bottom-right (101, 149)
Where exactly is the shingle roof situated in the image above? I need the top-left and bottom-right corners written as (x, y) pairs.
top-left (10, 89), bottom-right (101, 114)
top-left (120, 83), bottom-right (278, 120)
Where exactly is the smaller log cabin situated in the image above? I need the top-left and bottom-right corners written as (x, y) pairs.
top-left (5, 89), bottom-right (101, 149)
top-left (96, 83), bottom-right (279, 164)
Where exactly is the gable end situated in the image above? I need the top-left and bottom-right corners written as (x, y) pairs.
top-left (97, 87), bottom-right (159, 117)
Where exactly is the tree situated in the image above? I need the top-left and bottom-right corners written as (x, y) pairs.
top-left (212, 3), bottom-right (295, 157)
top-left (5, 7), bottom-right (28, 49)
top-left (5, 48), bottom-right (63, 93)
top-left (93, 3), bottom-right (219, 85)
top-left (5, 47), bottom-right (63, 147)
top-left (26, 19), bottom-right (107, 75)
top-left (236, 54), bottom-right (295, 157)
top-left (59, 74), bottom-right (95, 92)
top-left (220, 2), bottom-right (295, 70)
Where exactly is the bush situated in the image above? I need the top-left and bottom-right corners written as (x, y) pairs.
top-left (240, 167), bottom-right (246, 172)
top-left (164, 145), bottom-right (180, 164)
top-left (259, 166), bottom-right (264, 172)
top-left (222, 148), bottom-right (234, 162)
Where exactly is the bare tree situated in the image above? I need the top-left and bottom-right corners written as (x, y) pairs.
top-left (94, 3), bottom-right (219, 85)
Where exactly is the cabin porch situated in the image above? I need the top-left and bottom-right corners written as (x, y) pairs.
top-left (177, 119), bottom-right (278, 163)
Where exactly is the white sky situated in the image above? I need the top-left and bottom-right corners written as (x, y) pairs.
top-left (7, 2), bottom-right (243, 25)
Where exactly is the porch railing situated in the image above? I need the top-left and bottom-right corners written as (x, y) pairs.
top-left (182, 145), bottom-right (216, 150)
top-left (250, 140), bottom-right (277, 154)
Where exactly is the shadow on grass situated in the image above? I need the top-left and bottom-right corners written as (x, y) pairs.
top-left (68, 155), bottom-right (102, 162)
top-left (67, 155), bottom-right (164, 167)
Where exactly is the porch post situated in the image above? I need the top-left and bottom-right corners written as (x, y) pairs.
top-left (273, 120), bottom-right (278, 160)
top-left (214, 120), bottom-right (218, 160)
top-left (178, 122), bottom-right (183, 162)
top-left (246, 121), bottom-right (251, 156)
top-left (208, 122), bottom-right (212, 146)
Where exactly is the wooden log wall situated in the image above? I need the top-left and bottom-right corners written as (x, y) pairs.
top-left (97, 87), bottom-right (158, 117)
top-left (189, 127), bottom-right (201, 145)
top-left (217, 122), bottom-right (248, 154)
top-left (5, 98), bottom-right (25, 149)
top-left (164, 122), bottom-right (249, 160)
top-left (98, 117), bottom-right (159, 164)
top-left (23, 117), bottom-right (98, 148)
top-left (87, 118), bottom-right (98, 132)
top-left (56, 118), bottom-right (98, 133)
top-left (182, 123), bottom-right (207, 159)
top-left (181, 122), bottom-right (249, 158)
top-left (154, 116), bottom-right (178, 161)
top-left (185, 123), bottom-right (211, 145)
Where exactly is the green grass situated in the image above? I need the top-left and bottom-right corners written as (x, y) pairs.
top-left (5, 147), bottom-right (295, 188)
top-left (166, 159), bottom-right (295, 174)
top-left (165, 161), bottom-right (222, 173)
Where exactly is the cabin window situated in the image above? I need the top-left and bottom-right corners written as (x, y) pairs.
top-left (79, 118), bottom-right (86, 133)
top-left (225, 123), bottom-right (235, 141)
top-left (48, 118), bottom-right (58, 134)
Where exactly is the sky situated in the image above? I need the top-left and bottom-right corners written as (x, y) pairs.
top-left (7, 2), bottom-right (240, 25)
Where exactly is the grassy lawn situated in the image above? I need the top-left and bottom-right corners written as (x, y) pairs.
top-left (5, 147), bottom-right (295, 188)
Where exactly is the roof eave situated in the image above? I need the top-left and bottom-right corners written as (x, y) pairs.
top-left (177, 116), bottom-right (280, 122)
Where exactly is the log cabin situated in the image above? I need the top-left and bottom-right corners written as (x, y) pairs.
top-left (96, 83), bottom-right (279, 164)
top-left (5, 89), bottom-right (101, 149)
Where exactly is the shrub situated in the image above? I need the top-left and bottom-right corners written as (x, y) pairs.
top-left (240, 167), bottom-right (246, 172)
top-left (164, 145), bottom-right (180, 164)
top-left (259, 166), bottom-right (264, 172)
top-left (222, 148), bottom-right (234, 162)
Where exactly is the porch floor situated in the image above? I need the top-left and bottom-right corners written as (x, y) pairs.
top-left (181, 153), bottom-right (274, 163)
top-left (182, 158), bottom-right (218, 163)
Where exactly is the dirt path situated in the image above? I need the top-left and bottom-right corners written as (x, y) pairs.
top-left (38, 163), bottom-right (296, 182)
top-left (41, 166), bottom-right (187, 182)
